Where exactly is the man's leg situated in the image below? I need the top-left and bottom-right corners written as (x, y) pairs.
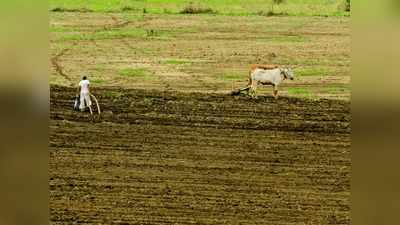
top-left (79, 93), bottom-right (86, 111)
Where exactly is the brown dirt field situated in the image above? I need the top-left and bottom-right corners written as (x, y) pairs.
top-left (50, 12), bottom-right (350, 100)
top-left (50, 85), bottom-right (350, 224)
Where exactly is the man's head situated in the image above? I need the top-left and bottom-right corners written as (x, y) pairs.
top-left (82, 76), bottom-right (87, 80)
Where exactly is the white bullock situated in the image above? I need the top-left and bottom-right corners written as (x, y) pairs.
top-left (249, 67), bottom-right (294, 99)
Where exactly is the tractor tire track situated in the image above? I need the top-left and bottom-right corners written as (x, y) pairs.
top-left (93, 15), bottom-right (132, 33)
top-left (51, 48), bottom-right (73, 86)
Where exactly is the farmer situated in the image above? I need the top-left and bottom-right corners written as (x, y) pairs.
top-left (76, 75), bottom-right (93, 114)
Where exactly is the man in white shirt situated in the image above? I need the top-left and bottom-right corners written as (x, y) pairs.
top-left (77, 76), bottom-right (92, 114)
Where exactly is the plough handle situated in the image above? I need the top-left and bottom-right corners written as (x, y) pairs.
top-left (90, 94), bottom-right (101, 115)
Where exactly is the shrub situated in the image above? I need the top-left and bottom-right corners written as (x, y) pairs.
top-left (345, 0), bottom-right (351, 12)
top-left (146, 29), bottom-right (159, 37)
top-left (271, 0), bottom-right (286, 14)
top-left (50, 7), bottom-right (93, 13)
top-left (338, 0), bottom-right (351, 12)
top-left (163, 8), bottom-right (172, 14)
top-left (257, 10), bottom-right (288, 17)
top-left (180, 2), bottom-right (215, 14)
top-left (121, 6), bottom-right (136, 12)
top-left (273, 0), bottom-right (285, 4)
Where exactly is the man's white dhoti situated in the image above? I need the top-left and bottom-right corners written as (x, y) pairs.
top-left (79, 92), bottom-right (92, 111)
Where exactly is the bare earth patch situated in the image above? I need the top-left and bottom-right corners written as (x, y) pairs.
top-left (50, 12), bottom-right (350, 100)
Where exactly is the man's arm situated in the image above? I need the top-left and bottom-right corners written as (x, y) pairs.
top-left (76, 86), bottom-right (80, 96)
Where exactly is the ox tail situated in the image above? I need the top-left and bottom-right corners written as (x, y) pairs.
top-left (247, 69), bottom-right (253, 86)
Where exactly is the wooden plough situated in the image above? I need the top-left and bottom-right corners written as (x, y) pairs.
top-left (90, 94), bottom-right (101, 115)
top-left (75, 94), bottom-right (101, 115)
top-left (231, 86), bottom-right (251, 96)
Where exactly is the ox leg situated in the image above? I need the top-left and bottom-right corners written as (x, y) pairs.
top-left (251, 81), bottom-right (258, 98)
top-left (248, 87), bottom-right (254, 97)
top-left (248, 83), bottom-right (253, 95)
top-left (273, 85), bottom-right (278, 99)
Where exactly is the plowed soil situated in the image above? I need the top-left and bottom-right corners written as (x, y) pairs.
top-left (50, 85), bottom-right (350, 224)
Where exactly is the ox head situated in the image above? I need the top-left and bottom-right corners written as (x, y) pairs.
top-left (282, 68), bottom-right (294, 80)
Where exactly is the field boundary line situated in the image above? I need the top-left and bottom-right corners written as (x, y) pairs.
top-left (51, 48), bottom-right (74, 86)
